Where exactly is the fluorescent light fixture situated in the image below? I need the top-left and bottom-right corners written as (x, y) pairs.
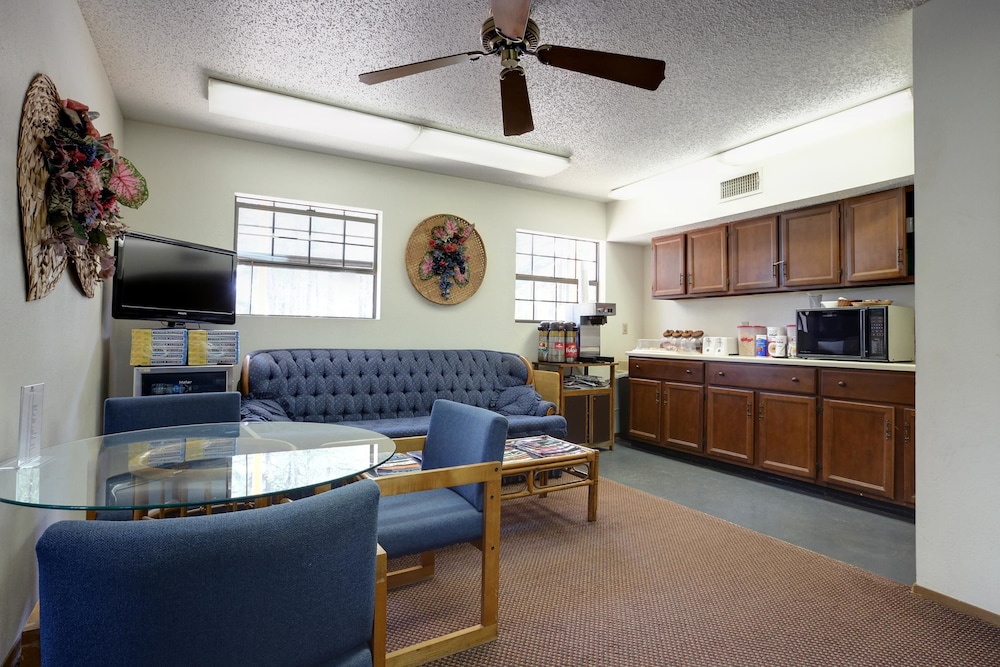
top-left (207, 78), bottom-right (570, 177)
top-left (609, 88), bottom-right (913, 200)
top-left (719, 89), bottom-right (913, 166)
top-left (208, 79), bottom-right (420, 149)
top-left (409, 127), bottom-right (569, 177)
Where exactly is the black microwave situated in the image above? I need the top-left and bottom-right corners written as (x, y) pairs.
top-left (795, 306), bottom-right (915, 362)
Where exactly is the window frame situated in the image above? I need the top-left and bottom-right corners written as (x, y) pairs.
top-left (234, 194), bottom-right (380, 319)
top-left (514, 230), bottom-right (600, 323)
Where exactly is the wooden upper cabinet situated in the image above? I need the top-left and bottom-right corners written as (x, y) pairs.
top-left (843, 188), bottom-right (908, 283)
top-left (779, 203), bottom-right (841, 288)
top-left (687, 226), bottom-right (729, 294)
top-left (729, 216), bottom-right (779, 292)
top-left (651, 234), bottom-right (686, 297)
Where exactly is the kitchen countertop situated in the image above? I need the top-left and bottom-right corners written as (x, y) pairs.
top-left (626, 349), bottom-right (915, 372)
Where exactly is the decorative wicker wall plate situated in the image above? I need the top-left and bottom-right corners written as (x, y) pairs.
top-left (405, 214), bottom-right (486, 305)
top-left (18, 73), bottom-right (67, 301)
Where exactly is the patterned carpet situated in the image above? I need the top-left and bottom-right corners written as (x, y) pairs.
top-left (385, 479), bottom-right (1000, 666)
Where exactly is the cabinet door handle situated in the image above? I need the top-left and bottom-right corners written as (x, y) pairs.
top-left (685, 369), bottom-right (692, 374)
top-left (904, 420), bottom-right (911, 443)
top-left (758, 402), bottom-right (764, 420)
top-left (791, 376), bottom-right (799, 382)
top-left (679, 272), bottom-right (684, 286)
top-left (885, 418), bottom-right (892, 440)
top-left (897, 247), bottom-right (903, 266)
top-left (746, 400), bottom-right (752, 417)
top-left (718, 371), bottom-right (725, 377)
top-left (838, 380), bottom-right (846, 387)
top-left (655, 390), bottom-right (659, 404)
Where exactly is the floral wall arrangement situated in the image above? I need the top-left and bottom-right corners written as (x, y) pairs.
top-left (405, 214), bottom-right (486, 305)
top-left (18, 73), bottom-right (148, 300)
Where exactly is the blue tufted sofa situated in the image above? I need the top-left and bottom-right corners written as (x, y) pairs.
top-left (239, 349), bottom-right (567, 440)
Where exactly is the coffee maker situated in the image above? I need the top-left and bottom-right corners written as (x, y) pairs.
top-left (569, 303), bottom-right (616, 361)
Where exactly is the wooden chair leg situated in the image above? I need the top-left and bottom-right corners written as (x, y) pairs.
top-left (373, 545), bottom-right (387, 667)
top-left (387, 551), bottom-right (436, 589)
top-left (385, 468), bottom-right (502, 667)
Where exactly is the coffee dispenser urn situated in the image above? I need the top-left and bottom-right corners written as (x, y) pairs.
top-left (569, 303), bottom-right (616, 361)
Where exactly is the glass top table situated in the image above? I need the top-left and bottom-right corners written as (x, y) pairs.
top-left (0, 422), bottom-right (396, 512)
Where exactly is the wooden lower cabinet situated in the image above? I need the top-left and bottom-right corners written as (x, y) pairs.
top-left (628, 378), bottom-right (661, 442)
top-left (662, 381), bottom-right (704, 452)
top-left (627, 356), bottom-right (914, 508)
top-left (820, 399), bottom-right (895, 500)
top-left (902, 408), bottom-right (916, 506)
top-left (628, 358), bottom-right (705, 453)
top-left (758, 392), bottom-right (817, 480)
top-left (627, 377), bottom-right (703, 452)
top-left (706, 387), bottom-right (817, 478)
top-left (706, 387), bottom-right (754, 464)
top-left (564, 390), bottom-right (614, 448)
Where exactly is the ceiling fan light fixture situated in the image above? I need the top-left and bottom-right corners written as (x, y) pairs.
top-left (208, 78), bottom-right (421, 149)
top-left (409, 128), bottom-right (569, 177)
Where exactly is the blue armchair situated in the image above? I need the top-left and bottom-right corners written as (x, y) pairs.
top-left (103, 391), bottom-right (242, 434)
top-left (375, 399), bottom-right (506, 666)
top-left (100, 391), bottom-right (243, 519)
top-left (35, 479), bottom-right (385, 667)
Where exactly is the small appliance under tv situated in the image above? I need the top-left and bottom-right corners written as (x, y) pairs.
top-left (112, 232), bottom-right (237, 325)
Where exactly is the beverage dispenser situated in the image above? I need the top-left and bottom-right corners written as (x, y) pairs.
top-left (569, 303), bottom-right (616, 361)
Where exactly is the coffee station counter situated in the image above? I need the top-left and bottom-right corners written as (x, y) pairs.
top-left (625, 348), bottom-right (917, 509)
top-left (626, 349), bottom-right (915, 372)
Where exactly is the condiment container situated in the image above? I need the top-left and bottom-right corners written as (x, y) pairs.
top-left (738, 325), bottom-right (767, 356)
top-left (755, 334), bottom-right (769, 357)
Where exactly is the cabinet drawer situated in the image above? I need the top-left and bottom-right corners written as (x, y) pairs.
top-left (629, 358), bottom-right (704, 383)
top-left (707, 362), bottom-right (816, 394)
top-left (820, 369), bottom-right (914, 404)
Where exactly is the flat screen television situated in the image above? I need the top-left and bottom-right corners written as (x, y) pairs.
top-left (111, 232), bottom-right (237, 325)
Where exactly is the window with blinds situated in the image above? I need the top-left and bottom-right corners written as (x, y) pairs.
top-left (515, 231), bottom-right (599, 322)
top-left (234, 194), bottom-right (379, 318)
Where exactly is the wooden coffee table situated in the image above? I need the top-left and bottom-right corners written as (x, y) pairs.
top-left (501, 437), bottom-right (599, 522)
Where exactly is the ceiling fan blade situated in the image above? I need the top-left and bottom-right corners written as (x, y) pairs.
top-left (500, 68), bottom-right (534, 136)
top-left (359, 51), bottom-right (487, 85)
top-left (533, 45), bottom-right (666, 91)
top-left (491, 0), bottom-right (532, 41)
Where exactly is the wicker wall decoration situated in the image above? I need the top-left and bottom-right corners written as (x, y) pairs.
top-left (405, 214), bottom-right (486, 305)
top-left (18, 73), bottom-right (68, 301)
top-left (17, 73), bottom-right (148, 301)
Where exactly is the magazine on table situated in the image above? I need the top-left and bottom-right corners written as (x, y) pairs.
top-left (374, 452), bottom-right (422, 475)
top-left (506, 435), bottom-right (587, 458)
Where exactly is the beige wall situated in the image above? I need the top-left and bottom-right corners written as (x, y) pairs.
top-left (0, 0), bottom-right (122, 655)
top-left (913, 0), bottom-right (1000, 615)
top-left (108, 123), bottom-right (640, 393)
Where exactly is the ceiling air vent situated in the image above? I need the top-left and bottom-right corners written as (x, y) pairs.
top-left (720, 171), bottom-right (761, 202)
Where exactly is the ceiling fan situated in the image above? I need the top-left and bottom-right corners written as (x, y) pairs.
top-left (358, 0), bottom-right (666, 137)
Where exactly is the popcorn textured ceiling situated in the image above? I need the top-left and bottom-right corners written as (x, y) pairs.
top-left (75, 0), bottom-right (924, 202)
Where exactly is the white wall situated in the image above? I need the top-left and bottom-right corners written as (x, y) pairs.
top-left (0, 0), bottom-right (122, 657)
top-left (913, 0), bottom-right (1000, 615)
top-left (606, 111), bottom-right (914, 244)
top-left (109, 123), bottom-right (631, 395)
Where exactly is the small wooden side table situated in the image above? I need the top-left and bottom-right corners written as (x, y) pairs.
top-left (533, 361), bottom-right (617, 450)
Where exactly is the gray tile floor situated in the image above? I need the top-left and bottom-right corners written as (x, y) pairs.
top-left (599, 439), bottom-right (916, 584)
